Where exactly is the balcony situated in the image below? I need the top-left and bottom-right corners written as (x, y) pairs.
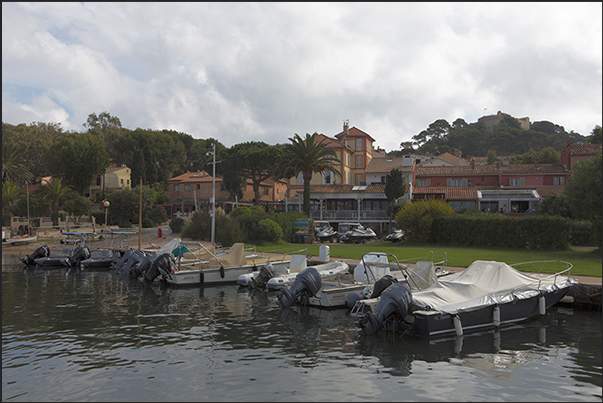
top-left (308, 209), bottom-right (389, 222)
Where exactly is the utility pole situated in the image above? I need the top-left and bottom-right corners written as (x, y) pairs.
top-left (207, 143), bottom-right (221, 246)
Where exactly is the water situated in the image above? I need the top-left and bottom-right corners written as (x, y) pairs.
top-left (2, 254), bottom-right (602, 402)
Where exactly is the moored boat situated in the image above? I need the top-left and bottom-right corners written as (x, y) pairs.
top-left (357, 260), bottom-right (577, 338)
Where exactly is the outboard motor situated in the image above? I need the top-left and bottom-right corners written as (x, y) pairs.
top-left (278, 267), bottom-right (322, 308)
top-left (143, 253), bottom-right (175, 284)
top-left (130, 254), bottom-right (158, 279)
top-left (115, 249), bottom-right (146, 273)
top-left (359, 283), bottom-right (412, 335)
top-left (345, 274), bottom-right (399, 309)
top-left (250, 263), bottom-right (276, 288)
top-left (65, 245), bottom-right (91, 267)
top-left (368, 275), bottom-right (398, 299)
top-left (20, 245), bottom-right (50, 265)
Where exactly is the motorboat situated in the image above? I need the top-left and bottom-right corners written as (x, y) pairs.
top-left (356, 260), bottom-right (577, 338)
top-left (139, 243), bottom-right (308, 287)
top-left (80, 248), bottom-right (122, 269)
top-left (385, 229), bottom-right (405, 242)
top-left (265, 260), bottom-right (350, 291)
top-left (315, 225), bottom-right (338, 243)
top-left (338, 223), bottom-right (377, 243)
top-left (276, 252), bottom-right (444, 309)
top-left (19, 240), bottom-right (91, 268)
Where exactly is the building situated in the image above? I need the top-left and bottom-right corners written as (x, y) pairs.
top-left (478, 110), bottom-right (530, 131)
top-left (164, 170), bottom-right (287, 216)
top-left (87, 165), bottom-right (132, 200)
top-left (559, 140), bottom-right (602, 170)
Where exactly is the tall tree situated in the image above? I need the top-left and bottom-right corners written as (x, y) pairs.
top-left (40, 178), bottom-right (72, 227)
top-left (46, 132), bottom-right (110, 194)
top-left (565, 153), bottom-right (602, 247)
top-left (223, 141), bottom-right (281, 205)
top-left (2, 181), bottom-right (23, 226)
top-left (278, 133), bottom-right (341, 215)
top-left (2, 142), bottom-right (33, 185)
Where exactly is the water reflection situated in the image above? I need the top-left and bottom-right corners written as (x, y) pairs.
top-left (3, 258), bottom-right (602, 402)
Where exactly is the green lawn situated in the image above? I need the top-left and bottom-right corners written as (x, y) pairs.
top-left (254, 240), bottom-right (602, 277)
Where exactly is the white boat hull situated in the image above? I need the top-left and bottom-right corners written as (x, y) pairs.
top-left (266, 261), bottom-right (350, 290)
top-left (166, 261), bottom-right (292, 286)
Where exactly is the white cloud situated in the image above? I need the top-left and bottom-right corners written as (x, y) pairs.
top-left (2, 2), bottom-right (601, 150)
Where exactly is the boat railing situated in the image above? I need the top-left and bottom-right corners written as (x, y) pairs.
top-left (360, 252), bottom-right (432, 290)
top-left (396, 251), bottom-right (448, 275)
top-left (509, 260), bottom-right (574, 289)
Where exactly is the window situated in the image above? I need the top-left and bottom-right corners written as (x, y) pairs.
top-left (355, 174), bottom-right (363, 185)
top-left (356, 138), bottom-right (363, 151)
top-left (446, 178), bottom-right (467, 186)
top-left (185, 184), bottom-right (191, 191)
top-left (96, 177), bottom-right (101, 186)
top-left (355, 156), bottom-right (363, 168)
top-left (416, 179), bottom-right (431, 187)
top-left (381, 176), bottom-right (386, 184)
top-left (553, 177), bottom-right (565, 185)
top-left (509, 178), bottom-right (525, 186)
top-left (174, 185), bottom-right (180, 191)
top-left (196, 184), bottom-right (201, 190)
top-left (297, 172), bottom-right (304, 185)
top-left (323, 171), bottom-right (333, 184)
top-left (261, 187), bottom-right (269, 195)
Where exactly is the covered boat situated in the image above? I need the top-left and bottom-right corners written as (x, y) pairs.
top-left (357, 260), bottom-right (577, 338)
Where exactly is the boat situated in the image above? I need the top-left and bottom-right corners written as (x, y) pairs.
top-left (337, 222), bottom-right (377, 243)
top-left (4, 233), bottom-right (38, 245)
top-left (265, 259), bottom-right (350, 290)
top-left (356, 260), bottom-right (577, 338)
top-left (139, 243), bottom-right (307, 287)
top-left (315, 225), bottom-right (338, 243)
top-left (33, 244), bottom-right (91, 267)
top-left (80, 231), bottom-right (135, 269)
top-left (276, 252), bottom-right (443, 309)
top-left (385, 229), bottom-right (405, 242)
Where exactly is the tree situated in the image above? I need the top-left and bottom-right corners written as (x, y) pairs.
top-left (61, 190), bottom-right (91, 226)
top-left (40, 178), bottom-right (72, 227)
top-left (396, 199), bottom-right (454, 243)
top-left (46, 132), bottom-right (110, 194)
top-left (224, 141), bottom-right (282, 205)
top-left (83, 111), bottom-right (124, 156)
top-left (588, 125), bottom-right (602, 144)
top-left (537, 147), bottom-right (561, 164)
top-left (565, 153), bottom-right (602, 247)
top-left (278, 133), bottom-right (341, 215)
top-left (2, 142), bottom-right (33, 185)
top-left (2, 181), bottom-right (23, 226)
top-left (384, 168), bottom-right (405, 231)
top-left (486, 149), bottom-right (497, 165)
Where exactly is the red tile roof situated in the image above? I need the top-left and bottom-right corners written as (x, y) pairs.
top-left (570, 143), bottom-right (602, 156)
top-left (416, 163), bottom-right (570, 176)
top-left (364, 157), bottom-right (414, 173)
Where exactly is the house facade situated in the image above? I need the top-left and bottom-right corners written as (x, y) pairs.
top-left (164, 171), bottom-right (287, 216)
top-left (559, 140), bottom-right (602, 170)
top-left (87, 165), bottom-right (132, 200)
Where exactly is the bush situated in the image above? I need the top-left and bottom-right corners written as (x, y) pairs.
top-left (142, 217), bottom-right (154, 228)
top-left (169, 217), bottom-right (185, 233)
top-left (256, 218), bottom-right (283, 243)
top-left (266, 211), bottom-right (307, 242)
top-left (147, 206), bottom-right (168, 226)
top-left (182, 210), bottom-right (210, 240)
top-left (396, 199), bottom-right (454, 243)
top-left (215, 215), bottom-right (245, 246)
top-left (569, 220), bottom-right (596, 246)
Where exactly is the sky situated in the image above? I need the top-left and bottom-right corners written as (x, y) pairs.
top-left (2, 2), bottom-right (602, 152)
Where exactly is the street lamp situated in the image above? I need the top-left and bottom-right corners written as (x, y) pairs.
top-left (103, 200), bottom-right (110, 231)
top-left (206, 143), bottom-right (221, 246)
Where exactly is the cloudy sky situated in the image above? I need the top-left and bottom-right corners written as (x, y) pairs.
top-left (2, 2), bottom-right (602, 152)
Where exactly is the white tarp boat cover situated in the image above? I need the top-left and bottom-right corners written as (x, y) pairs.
top-left (208, 243), bottom-right (246, 269)
top-left (411, 260), bottom-right (573, 314)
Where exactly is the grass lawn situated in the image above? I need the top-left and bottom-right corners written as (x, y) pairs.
top-left (254, 240), bottom-right (602, 278)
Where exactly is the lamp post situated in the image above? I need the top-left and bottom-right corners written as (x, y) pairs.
top-left (103, 200), bottom-right (110, 231)
top-left (206, 143), bottom-right (221, 246)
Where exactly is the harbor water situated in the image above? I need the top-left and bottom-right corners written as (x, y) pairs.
top-left (2, 255), bottom-right (602, 402)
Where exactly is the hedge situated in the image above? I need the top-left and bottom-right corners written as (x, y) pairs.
top-left (432, 214), bottom-right (571, 250)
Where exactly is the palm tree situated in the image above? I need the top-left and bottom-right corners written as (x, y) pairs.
top-left (2, 181), bottom-right (24, 226)
top-left (2, 142), bottom-right (33, 185)
top-left (40, 178), bottom-right (72, 227)
top-left (278, 133), bottom-right (341, 215)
